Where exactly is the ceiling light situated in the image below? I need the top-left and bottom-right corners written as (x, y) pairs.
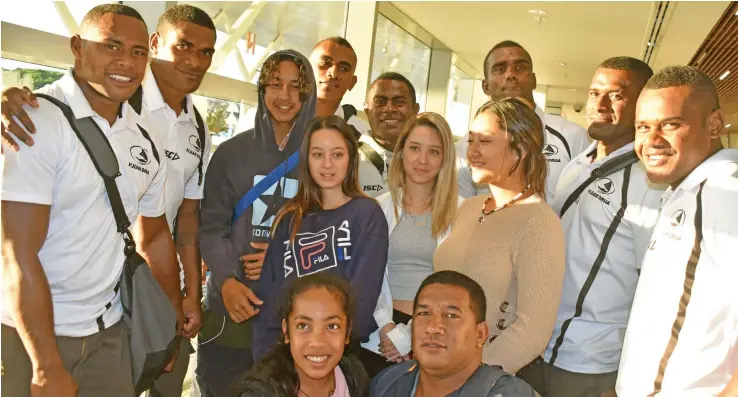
top-left (719, 70), bottom-right (730, 80)
top-left (735, 9), bottom-right (738, 16)
top-left (568, 88), bottom-right (577, 92)
top-left (528, 9), bottom-right (547, 15)
top-left (556, 62), bottom-right (566, 66)
top-left (647, 42), bottom-right (653, 46)
top-left (726, 124), bottom-right (733, 128)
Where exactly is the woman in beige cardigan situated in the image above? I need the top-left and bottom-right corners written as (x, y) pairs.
top-left (434, 98), bottom-right (565, 374)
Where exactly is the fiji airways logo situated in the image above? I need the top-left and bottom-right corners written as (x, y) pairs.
top-left (282, 221), bottom-right (352, 278)
top-left (128, 146), bottom-right (151, 175)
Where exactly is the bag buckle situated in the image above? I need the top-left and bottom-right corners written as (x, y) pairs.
top-left (122, 229), bottom-right (136, 256)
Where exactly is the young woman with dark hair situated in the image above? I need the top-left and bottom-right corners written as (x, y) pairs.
top-left (251, 115), bottom-right (389, 364)
top-left (235, 273), bottom-right (369, 397)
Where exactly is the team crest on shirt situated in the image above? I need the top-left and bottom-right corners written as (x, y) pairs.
top-left (282, 221), bottom-right (353, 278)
top-left (670, 210), bottom-right (686, 227)
top-left (586, 178), bottom-right (614, 205)
top-left (187, 135), bottom-right (202, 159)
top-left (128, 145), bottom-right (151, 175)
top-left (543, 144), bottom-right (561, 162)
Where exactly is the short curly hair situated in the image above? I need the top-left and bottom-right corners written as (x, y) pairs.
top-left (257, 53), bottom-right (312, 102)
top-left (645, 65), bottom-right (719, 110)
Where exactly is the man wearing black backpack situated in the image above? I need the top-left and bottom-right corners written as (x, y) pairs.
top-left (1, 4), bottom-right (182, 397)
top-left (370, 271), bottom-right (537, 396)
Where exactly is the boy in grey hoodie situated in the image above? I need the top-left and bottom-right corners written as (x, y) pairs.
top-left (197, 49), bottom-right (317, 397)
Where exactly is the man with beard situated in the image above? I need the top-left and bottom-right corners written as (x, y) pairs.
top-left (359, 72), bottom-right (420, 197)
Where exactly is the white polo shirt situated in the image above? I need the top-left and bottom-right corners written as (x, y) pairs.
top-left (617, 149), bottom-right (738, 396)
top-left (1, 70), bottom-right (166, 337)
top-left (140, 68), bottom-right (212, 289)
top-left (456, 107), bottom-right (589, 201)
top-left (358, 133), bottom-right (393, 198)
top-left (335, 105), bottom-right (370, 136)
top-left (542, 141), bottom-right (663, 373)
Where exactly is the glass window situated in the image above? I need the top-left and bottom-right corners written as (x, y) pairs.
top-left (184, 1), bottom-right (347, 84)
top-left (371, 14), bottom-right (431, 110)
top-left (1, 1), bottom-right (117, 37)
top-left (445, 65), bottom-right (474, 137)
top-left (1, 58), bottom-right (65, 91)
top-left (192, 94), bottom-right (255, 149)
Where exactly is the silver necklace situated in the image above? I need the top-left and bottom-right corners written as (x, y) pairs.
top-left (477, 185), bottom-right (530, 224)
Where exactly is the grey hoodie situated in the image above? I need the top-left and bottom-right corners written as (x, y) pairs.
top-left (199, 49), bottom-right (317, 317)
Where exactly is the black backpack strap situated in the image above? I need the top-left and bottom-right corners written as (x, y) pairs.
top-left (359, 141), bottom-right (384, 177)
top-left (545, 125), bottom-right (572, 159)
top-left (559, 150), bottom-right (639, 217)
top-left (137, 125), bottom-right (160, 164)
top-left (342, 104), bottom-right (357, 121)
top-left (192, 106), bottom-right (206, 185)
top-left (35, 93), bottom-right (133, 247)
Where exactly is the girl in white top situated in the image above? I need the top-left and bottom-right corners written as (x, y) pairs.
top-left (360, 112), bottom-right (462, 376)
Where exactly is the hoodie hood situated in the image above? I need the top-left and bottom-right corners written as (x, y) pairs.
top-left (254, 49), bottom-right (317, 153)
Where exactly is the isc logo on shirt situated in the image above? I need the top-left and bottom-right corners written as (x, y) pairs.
top-left (282, 221), bottom-right (352, 278)
top-left (543, 144), bottom-right (562, 163)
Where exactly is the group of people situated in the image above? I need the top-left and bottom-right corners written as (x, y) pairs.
top-left (1, 3), bottom-right (737, 397)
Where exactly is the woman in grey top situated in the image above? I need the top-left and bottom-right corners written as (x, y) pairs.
top-left (360, 112), bottom-right (462, 377)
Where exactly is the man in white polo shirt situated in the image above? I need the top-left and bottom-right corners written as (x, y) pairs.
top-left (310, 36), bottom-right (370, 137)
top-left (359, 72), bottom-right (420, 197)
top-left (617, 66), bottom-right (738, 396)
top-left (1, 4), bottom-right (182, 396)
top-left (457, 40), bottom-right (589, 201)
top-left (517, 57), bottom-right (664, 397)
top-left (0, 5), bottom-right (217, 395)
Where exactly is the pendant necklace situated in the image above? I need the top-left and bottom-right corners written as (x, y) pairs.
top-left (478, 185), bottom-right (530, 224)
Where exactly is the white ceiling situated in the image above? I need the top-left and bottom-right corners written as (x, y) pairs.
top-left (393, 1), bottom-right (729, 105)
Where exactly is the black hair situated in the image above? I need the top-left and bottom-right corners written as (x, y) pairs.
top-left (233, 273), bottom-right (368, 397)
top-left (483, 40), bottom-right (532, 80)
top-left (156, 4), bottom-right (216, 38)
top-left (80, 4), bottom-right (146, 30)
top-left (413, 271), bottom-right (487, 324)
top-left (644, 65), bottom-right (720, 110)
top-left (598, 56), bottom-right (654, 87)
top-left (314, 36), bottom-right (355, 53)
top-left (370, 72), bottom-right (417, 104)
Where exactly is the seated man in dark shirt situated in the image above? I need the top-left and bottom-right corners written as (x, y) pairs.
top-left (371, 271), bottom-right (537, 397)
